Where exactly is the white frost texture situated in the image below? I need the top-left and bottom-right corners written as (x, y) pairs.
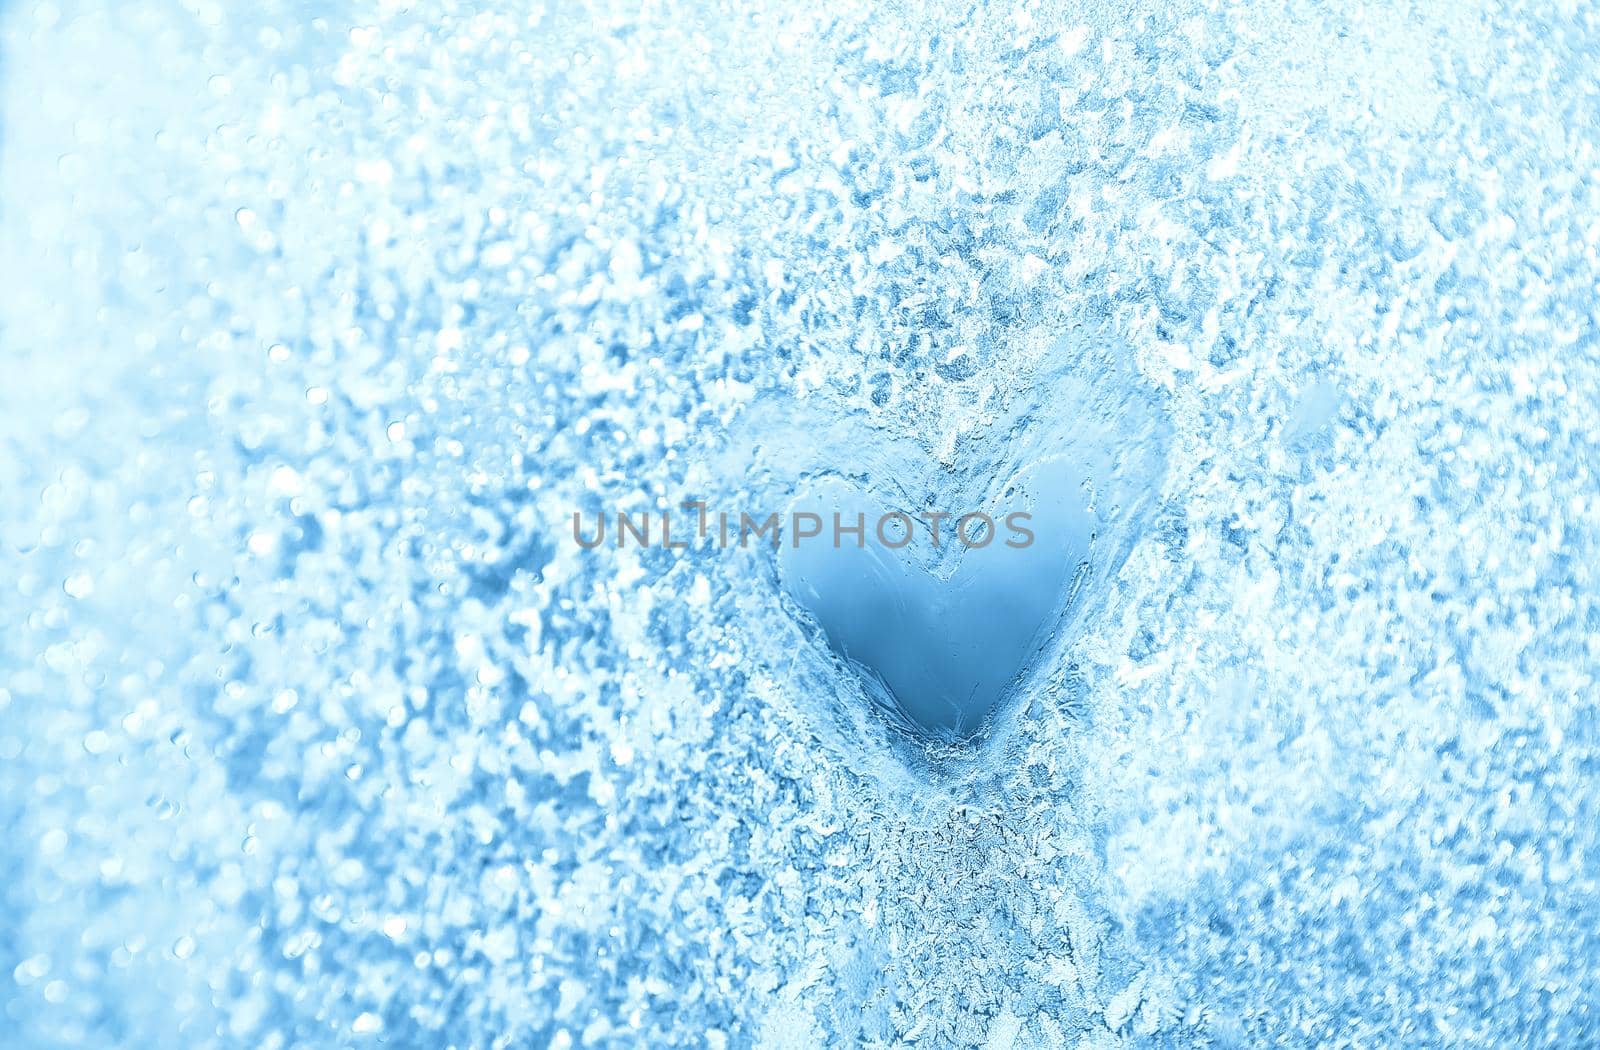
top-left (3, 1), bottom-right (1600, 1047)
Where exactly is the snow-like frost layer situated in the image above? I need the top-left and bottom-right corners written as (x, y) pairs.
top-left (2, 0), bottom-right (1598, 1047)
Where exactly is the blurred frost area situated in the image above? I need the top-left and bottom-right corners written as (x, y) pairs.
top-left (3, 0), bottom-right (1600, 1046)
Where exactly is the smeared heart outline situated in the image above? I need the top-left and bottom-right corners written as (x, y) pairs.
top-left (779, 455), bottom-right (1100, 743)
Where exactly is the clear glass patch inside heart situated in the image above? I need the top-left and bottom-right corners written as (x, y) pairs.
top-left (779, 458), bottom-right (1097, 743)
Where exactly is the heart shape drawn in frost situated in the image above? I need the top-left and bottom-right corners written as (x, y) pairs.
top-left (778, 456), bottom-right (1098, 744)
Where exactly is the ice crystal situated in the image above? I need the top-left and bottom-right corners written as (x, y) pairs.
top-left (3, 0), bottom-right (1600, 1047)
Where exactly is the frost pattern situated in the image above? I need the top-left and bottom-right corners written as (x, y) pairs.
top-left (3, 0), bottom-right (1599, 1047)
